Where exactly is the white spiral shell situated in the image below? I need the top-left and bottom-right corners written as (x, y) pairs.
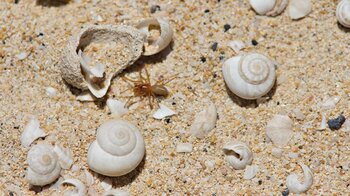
top-left (223, 141), bottom-right (253, 170)
top-left (87, 120), bottom-right (145, 177)
top-left (286, 163), bottom-right (313, 193)
top-left (249, 0), bottom-right (288, 16)
top-left (136, 18), bottom-right (173, 56)
top-left (222, 53), bottom-right (276, 100)
top-left (26, 144), bottom-right (61, 186)
top-left (337, 0), bottom-right (350, 28)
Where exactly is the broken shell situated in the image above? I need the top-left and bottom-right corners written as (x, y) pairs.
top-left (243, 165), bottom-right (259, 180)
top-left (61, 179), bottom-right (87, 196)
top-left (152, 104), bottom-right (176, 119)
top-left (53, 143), bottom-right (73, 169)
top-left (136, 18), bottom-right (173, 56)
top-left (223, 141), bottom-right (253, 170)
top-left (227, 40), bottom-right (246, 53)
top-left (249, 0), bottom-right (288, 16)
top-left (59, 25), bottom-right (144, 96)
top-left (286, 163), bottom-right (313, 194)
top-left (26, 144), bottom-right (61, 186)
top-left (21, 116), bottom-right (47, 147)
top-left (288, 0), bottom-right (312, 20)
top-left (190, 102), bottom-right (217, 138)
top-left (223, 53), bottom-right (276, 100)
top-left (337, 0), bottom-right (350, 28)
top-left (103, 190), bottom-right (130, 196)
top-left (87, 120), bottom-right (145, 177)
top-left (266, 115), bottom-right (293, 147)
top-left (106, 99), bottom-right (128, 118)
top-left (176, 143), bottom-right (193, 153)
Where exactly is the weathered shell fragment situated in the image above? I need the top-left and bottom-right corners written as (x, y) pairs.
top-left (244, 165), bottom-right (259, 180)
top-left (76, 91), bottom-right (97, 102)
top-left (59, 25), bottom-right (144, 97)
top-left (190, 102), bottom-right (217, 138)
top-left (176, 143), bottom-right (193, 153)
top-left (136, 18), bottom-right (173, 56)
top-left (61, 179), bottom-right (87, 196)
top-left (21, 116), bottom-right (47, 148)
top-left (152, 104), bottom-right (176, 119)
top-left (288, 0), bottom-right (312, 20)
top-left (46, 87), bottom-right (57, 97)
top-left (321, 96), bottom-right (341, 110)
top-left (286, 163), bottom-right (313, 194)
top-left (227, 40), bottom-right (246, 53)
top-left (106, 99), bottom-right (128, 117)
top-left (103, 189), bottom-right (130, 196)
top-left (266, 115), bottom-right (293, 147)
top-left (84, 169), bottom-right (94, 186)
top-left (223, 141), bottom-right (253, 170)
top-left (53, 143), bottom-right (73, 169)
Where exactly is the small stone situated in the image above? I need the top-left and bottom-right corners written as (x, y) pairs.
top-left (46, 87), bottom-right (57, 97)
top-left (271, 148), bottom-right (283, 158)
top-left (282, 188), bottom-right (289, 196)
top-left (243, 165), bottom-right (259, 180)
top-left (327, 114), bottom-right (346, 130)
top-left (223, 24), bottom-right (231, 32)
top-left (16, 52), bottom-right (27, 60)
top-left (211, 42), bottom-right (218, 51)
top-left (251, 39), bottom-right (258, 46)
top-left (150, 5), bottom-right (161, 13)
top-left (176, 143), bottom-right (193, 153)
top-left (205, 160), bottom-right (216, 169)
top-left (288, 153), bottom-right (299, 159)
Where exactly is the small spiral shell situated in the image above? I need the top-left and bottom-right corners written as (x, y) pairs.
top-left (249, 0), bottom-right (288, 16)
top-left (222, 53), bottom-right (276, 99)
top-left (26, 144), bottom-right (61, 186)
top-left (337, 0), bottom-right (350, 28)
top-left (87, 120), bottom-right (145, 177)
top-left (223, 141), bottom-right (253, 170)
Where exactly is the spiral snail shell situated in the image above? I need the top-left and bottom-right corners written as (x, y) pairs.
top-left (337, 0), bottom-right (350, 28)
top-left (249, 0), bottom-right (288, 16)
top-left (87, 120), bottom-right (145, 177)
top-left (222, 53), bottom-right (276, 100)
top-left (26, 144), bottom-right (61, 186)
top-left (223, 141), bottom-right (253, 170)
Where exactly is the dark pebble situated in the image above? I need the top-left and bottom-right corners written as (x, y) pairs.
top-left (211, 42), bottom-right (218, 51)
top-left (165, 118), bottom-right (171, 123)
top-left (14, 0), bottom-right (19, 4)
top-left (327, 114), bottom-right (346, 130)
top-left (224, 24), bottom-right (231, 32)
top-left (150, 5), bottom-right (161, 13)
top-left (258, 180), bottom-right (262, 185)
top-left (38, 32), bottom-right (44, 37)
top-left (204, 9), bottom-right (210, 13)
top-left (252, 39), bottom-right (258, 46)
top-left (200, 56), bottom-right (206, 63)
top-left (282, 188), bottom-right (289, 196)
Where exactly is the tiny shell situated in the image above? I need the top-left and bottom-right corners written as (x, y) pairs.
top-left (319, 112), bottom-right (327, 130)
top-left (249, 0), bottom-right (288, 16)
top-left (103, 190), bottom-right (130, 196)
top-left (76, 91), bottom-right (97, 102)
top-left (176, 143), bottom-right (193, 153)
top-left (321, 96), bottom-right (341, 110)
top-left (337, 0), bottom-right (350, 28)
top-left (288, 0), bottom-right (312, 20)
top-left (136, 18), bottom-right (173, 56)
top-left (266, 115), bottom-right (293, 147)
top-left (152, 104), bottom-right (176, 119)
top-left (106, 99), bottom-right (128, 117)
top-left (190, 102), bottom-right (217, 138)
top-left (53, 143), bottom-right (73, 169)
top-left (61, 179), bottom-right (87, 196)
top-left (21, 116), bottom-right (47, 148)
top-left (243, 165), bottom-right (259, 180)
top-left (286, 163), bottom-right (313, 194)
top-left (223, 141), bottom-right (253, 170)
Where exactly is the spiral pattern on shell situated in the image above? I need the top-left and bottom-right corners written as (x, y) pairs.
top-left (337, 0), bottom-right (350, 28)
top-left (97, 120), bottom-right (137, 156)
top-left (26, 144), bottom-right (61, 186)
top-left (223, 141), bottom-right (253, 170)
top-left (238, 53), bottom-right (271, 85)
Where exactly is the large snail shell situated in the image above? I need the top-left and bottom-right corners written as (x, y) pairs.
top-left (26, 144), bottom-right (61, 186)
top-left (136, 18), bottom-right (173, 56)
top-left (87, 120), bottom-right (145, 177)
top-left (337, 0), bottom-right (350, 28)
top-left (249, 0), bottom-right (288, 16)
top-left (222, 53), bottom-right (276, 100)
top-left (223, 141), bottom-right (253, 170)
top-left (59, 25), bottom-right (144, 92)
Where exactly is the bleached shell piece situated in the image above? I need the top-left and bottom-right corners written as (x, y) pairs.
top-left (61, 179), bottom-right (87, 196)
top-left (249, 0), bottom-right (288, 16)
top-left (337, 0), bottom-right (350, 28)
top-left (223, 141), bottom-right (253, 170)
top-left (152, 104), bottom-right (176, 119)
top-left (84, 169), bottom-right (94, 186)
top-left (176, 143), bottom-right (193, 153)
top-left (58, 25), bottom-right (144, 90)
top-left (223, 53), bottom-right (276, 100)
top-left (21, 116), bottom-right (47, 147)
top-left (190, 102), bottom-right (217, 138)
top-left (101, 177), bottom-right (112, 191)
top-left (288, 0), bottom-right (312, 20)
top-left (26, 144), bottom-right (61, 186)
top-left (321, 96), bottom-right (341, 110)
top-left (227, 40), bottom-right (246, 53)
top-left (76, 91), bottom-right (97, 102)
top-left (243, 165), bottom-right (259, 180)
top-left (53, 143), bottom-right (73, 169)
top-left (319, 112), bottom-right (327, 130)
top-left (78, 50), bottom-right (105, 78)
top-left (286, 163), bottom-right (313, 194)
top-left (87, 120), bottom-right (145, 177)
top-left (136, 18), bottom-right (173, 56)
top-left (103, 189), bottom-right (130, 196)
top-left (266, 115), bottom-right (293, 147)
top-left (106, 99), bottom-right (128, 117)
